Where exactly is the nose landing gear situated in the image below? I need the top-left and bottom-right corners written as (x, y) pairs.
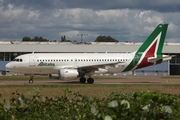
top-left (29, 75), bottom-right (34, 83)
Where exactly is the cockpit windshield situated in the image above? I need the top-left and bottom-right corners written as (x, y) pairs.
top-left (13, 58), bottom-right (23, 62)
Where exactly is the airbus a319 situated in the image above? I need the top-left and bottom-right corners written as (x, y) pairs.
top-left (5, 23), bottom-right (173, 84)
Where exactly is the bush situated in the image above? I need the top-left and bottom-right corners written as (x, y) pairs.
top-left (0, 89), bottom-right (180, 120)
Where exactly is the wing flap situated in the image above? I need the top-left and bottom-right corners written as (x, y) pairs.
top-left (77, 62), bottom-right (125, 72)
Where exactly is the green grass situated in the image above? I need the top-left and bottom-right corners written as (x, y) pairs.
top-left (0, 75), bottom-right (180, 101)
top-left (1, 76), bottom-right (180, 119)
top-left (1, 84), bottom-right (180, 101)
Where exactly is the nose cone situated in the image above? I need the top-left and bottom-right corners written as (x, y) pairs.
top-left (5, 63), bottom-right (11, 70)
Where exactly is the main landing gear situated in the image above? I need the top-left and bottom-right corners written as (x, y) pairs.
top-left (29, 75), bottom-right (34, 83)
top-left (79, 77), bottom-right (94, 84)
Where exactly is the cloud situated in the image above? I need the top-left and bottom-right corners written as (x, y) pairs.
top-left (2, 0), bottom-right (180, 12)
top-left (0, 0), bottom-right (180, 42)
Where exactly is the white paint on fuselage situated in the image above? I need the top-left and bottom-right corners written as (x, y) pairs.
top-left (6, 52), bottom-right (135, 74)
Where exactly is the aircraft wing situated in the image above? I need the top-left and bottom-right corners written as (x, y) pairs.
top-left (148, 55), bottom-right (175, 63)
top-left (77, 62), bottom-right (125, 73)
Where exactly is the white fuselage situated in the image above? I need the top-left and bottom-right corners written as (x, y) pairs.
top-left (6, 52), bottom-right (135, 74)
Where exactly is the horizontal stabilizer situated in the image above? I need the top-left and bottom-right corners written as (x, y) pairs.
top-left (148, 55), bottom-right (175, 63)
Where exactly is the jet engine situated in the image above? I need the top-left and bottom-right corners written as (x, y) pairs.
top-left (49, 69), bottom-right (79, 80)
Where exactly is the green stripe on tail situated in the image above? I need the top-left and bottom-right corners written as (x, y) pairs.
top-left (123, 23), bottom-right (168, 72)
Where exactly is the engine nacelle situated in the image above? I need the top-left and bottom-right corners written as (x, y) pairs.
top-left (49, 69), bottom-right (79, 80)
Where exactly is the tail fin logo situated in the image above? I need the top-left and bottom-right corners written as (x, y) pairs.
top-left (136, 32), bottom-right (161, 69)
top-left (123, 24), bottom-right (168, 72)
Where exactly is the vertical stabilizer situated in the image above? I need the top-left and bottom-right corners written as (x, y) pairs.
top-left (123, 23), bottom-right (168, 71)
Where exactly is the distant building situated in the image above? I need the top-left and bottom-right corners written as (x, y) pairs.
top-left (0, 41), bottom-right (179, 75)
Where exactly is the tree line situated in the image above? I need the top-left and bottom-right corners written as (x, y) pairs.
top-left (22, 35), bottom-right (118, 42)
top-left (22, 36), bottom-right (49, 42)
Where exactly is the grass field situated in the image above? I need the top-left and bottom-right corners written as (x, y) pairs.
top-left (0, 75), bottom-right (180, 101)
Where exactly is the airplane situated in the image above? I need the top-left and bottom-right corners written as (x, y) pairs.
top-left (5, 23), bottom-right (173, 84)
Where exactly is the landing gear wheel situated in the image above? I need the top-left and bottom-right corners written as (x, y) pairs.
top-left (29, 75), bottom-right (34, 84)
top-left (80, 77), bottom-right (86, 83)
top-left (29, 79), bottom-right (33, 83)
top-left (87, 78), bottom-right (94, 84)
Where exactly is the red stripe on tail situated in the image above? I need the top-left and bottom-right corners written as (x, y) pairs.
top-left (136, 40), bottom-right (157, 69)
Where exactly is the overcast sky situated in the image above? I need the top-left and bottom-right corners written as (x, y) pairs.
top-left (0, 0), bottom-right (180, 42)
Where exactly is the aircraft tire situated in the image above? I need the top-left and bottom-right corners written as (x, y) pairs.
top-left (87, 78), bottom-right (94, 84)
top-left (80, 77), bottom-right (86, 83)
top-left (29, 79), bottom-right (33, 84)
